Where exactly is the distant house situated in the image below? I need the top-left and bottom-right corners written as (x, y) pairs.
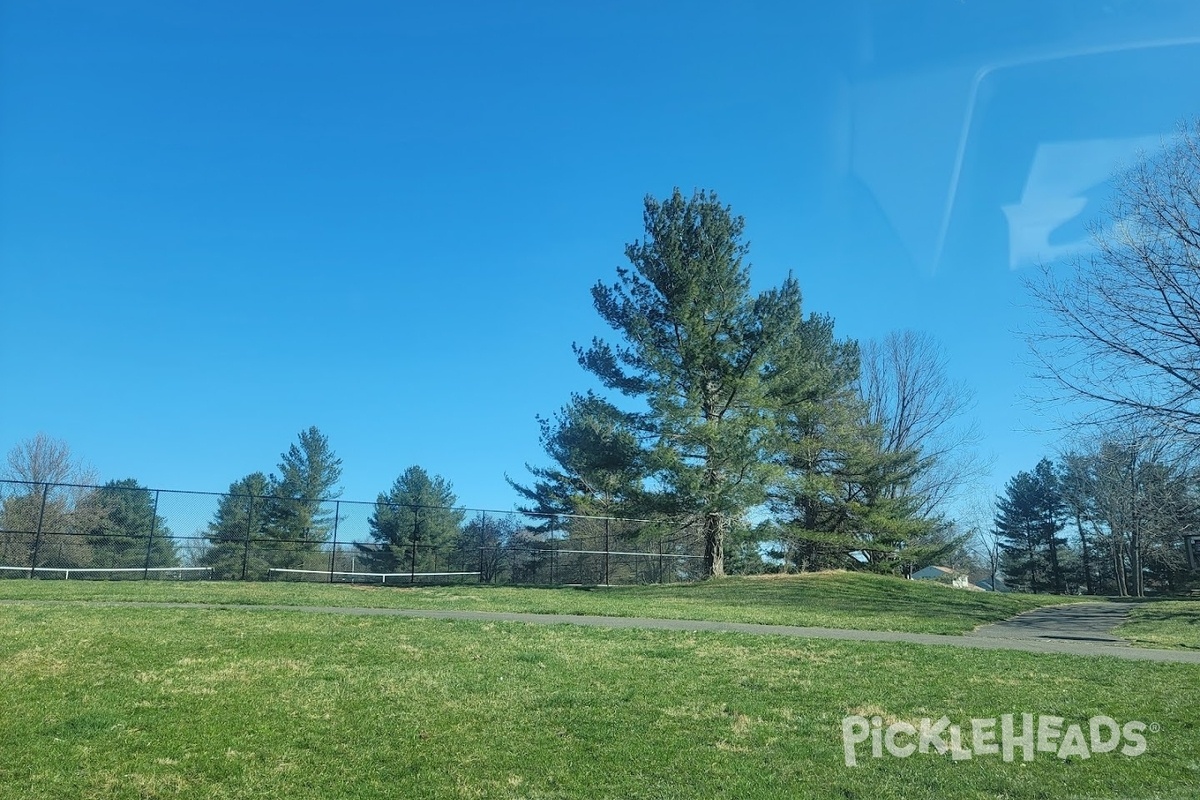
top-left (910, 565), bottom-right (986, 591)
top-left (910, 565), bottom-right (959, 582)
top-left (973, 576), bottom-right (1009, 593)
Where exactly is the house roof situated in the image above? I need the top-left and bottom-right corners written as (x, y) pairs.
top-left (913, 565), bottom-right (956, 576)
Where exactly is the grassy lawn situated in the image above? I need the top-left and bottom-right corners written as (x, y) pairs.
top-left (0, 572), bottom-right (1092, 635)
top-left (0, 603), bottom-right (1196, 799)
top-left (1116, 600), bottom-right (1200, 650)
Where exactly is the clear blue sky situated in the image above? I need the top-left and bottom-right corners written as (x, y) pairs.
top-left (3, 1), bottom-right (1199, 519)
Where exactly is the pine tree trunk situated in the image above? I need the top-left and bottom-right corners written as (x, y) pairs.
top-left (1047, 533), bottom-right (1065, 594)
top-left (1027, 528), bottom-right (1039, 592)
top-left (700, 438), bottom-right (726, 577)
top-left (703, 511), bottom-right (725, 577)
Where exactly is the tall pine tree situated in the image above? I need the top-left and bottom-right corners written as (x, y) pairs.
top-left (84, 479), bottom-right (178, 569)
top-left (575, 189), bottom-right (825, 576)
top-left (994, 459), bottom-right (1067, 593)
top-left (202, 472), bottom-right (274, 579)
top-left (359, 466), bottom-right (464, 574)
top-left (269, 426), bottom-right (343, 565)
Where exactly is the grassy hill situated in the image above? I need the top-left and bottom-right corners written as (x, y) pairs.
top-left (0, 571), bottom-right (1088, 634)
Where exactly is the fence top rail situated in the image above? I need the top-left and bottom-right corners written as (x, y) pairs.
top-left (548, 548), bottom-right (705, 559)
top-left (268, 568), bottom-right (481, 578)
top-left (0, 480), bottom-right (688, 527)
top-left (0, 565), bottom-right (212, 573)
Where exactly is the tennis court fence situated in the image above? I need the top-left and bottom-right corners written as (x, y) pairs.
top-left (0, 480), bottom-right (705, 585)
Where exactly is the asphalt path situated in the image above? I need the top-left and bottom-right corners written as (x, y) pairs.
top-left (968, 602), bottom-right (1132, 644)
top-left (3, 599), bottom-right (1197, 664)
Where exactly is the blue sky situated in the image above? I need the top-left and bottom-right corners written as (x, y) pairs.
top-left (3, 1), bottom-right (1199, 521)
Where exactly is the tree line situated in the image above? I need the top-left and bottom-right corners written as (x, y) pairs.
top-left (0, 433), bottom-right (177, 570)
top-left (991, 120), bottom-right (1200, 597)
top-left (22, 116), bottom-right (1200, 593)
top-left (989, 440), bottom-right (1197, 596)
top-left (0, 429), bottom-right (691, 583)
top-left (2, 193), bottom-right (983, 583)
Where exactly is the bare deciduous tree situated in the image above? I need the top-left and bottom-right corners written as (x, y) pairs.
top-left (1, 434), bottom-right (101, 567)
top-left (1028, 120), bottom-right (1200, 439)
top-left (859, 330), bottom-right (985, 516)
top-left (4, 432), bottom-right (94, 486)
top-left (1056, 425), bottom-right (1197, 597)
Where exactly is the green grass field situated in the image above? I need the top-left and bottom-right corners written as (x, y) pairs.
top-left (1, 601), bottom-right (1197, 800)
top-left (0, 572), bottom-right (1093, 634)
top-left (1117, 599), bottom-right (1200, 650)
top-left (4, 576), bottom-right (1197, 798)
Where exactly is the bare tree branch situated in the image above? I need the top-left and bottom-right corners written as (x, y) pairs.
top-left (859, 330), bottom-right (986, 516)
top-left (1028, 120), bottom-right (1200, 440)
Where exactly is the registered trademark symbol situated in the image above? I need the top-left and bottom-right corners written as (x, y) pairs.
top-left (1149, 723), bottom-right (1161, 733)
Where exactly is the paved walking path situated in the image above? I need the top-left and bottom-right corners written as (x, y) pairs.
top-left (4, 598), bottom-right (1198, 664)
top-left (968, 602), bottom-right (1132, 644)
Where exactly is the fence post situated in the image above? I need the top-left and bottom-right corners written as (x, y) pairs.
top-left (28, 484), bottom-right (50, 579)
top-left (143, 489), bottom-right (161, 579)
top-left (604, 518), bottom-right (610, 586)
top-left (478, 511), bottom-right (486, 583)
top-left (410, 506), bottom-right (418, 584)
top-left (241, 494), bottom-right (254, 581)
top-left (658, 540), bottom-right (664, 584)
top-left (328, 500), bottom-right (340, 583)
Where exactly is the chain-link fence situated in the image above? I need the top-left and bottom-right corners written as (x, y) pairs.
top-left (0, 480), bottom-right (704, 585)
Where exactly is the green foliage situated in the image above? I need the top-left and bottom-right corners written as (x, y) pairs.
top-left (82, 479), bottom-right (178, 569)
top-left (197, 428), bottom-right (342, 578)
top-left (766, 326), bottom-right (955, 574)
top-left (573, 189), bottom-right (828, 575)
top-left (200, 472), bottom-right (275, 580)
top-left (508, 392), bottom-right (645, 525)
top-left (267, 426), bottom-right (343, 567)
top-left (994, 459), bottom-right (1069, 593)
top-left (722, 522), bottom-right (773, 575)
top-left (528, 189), bottom-right (964, 579)
top-left (360, 466), bottom-right (465, 573)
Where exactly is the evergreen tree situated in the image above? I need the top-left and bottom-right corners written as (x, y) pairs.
top-left (84, 479), bottom-right (178, 569)
top-left (507, 393), bottom-right (659, 579)
top-left (769, 330), bottom-right (952, 574)
top-left (359, 466), bottom-right (464, 574)
top-left (268, 426), bottom-right (343, 566)
top-left (575, 189), bottom-right (825, 576)
top-left (508, 392), bottom-right (645, 525)
top-left (765, 313), bottom-right (863, 570)
top-left (202, 472), bottom-right (274, 579)
top-left (993, 459), bottom-right (1067, 593)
